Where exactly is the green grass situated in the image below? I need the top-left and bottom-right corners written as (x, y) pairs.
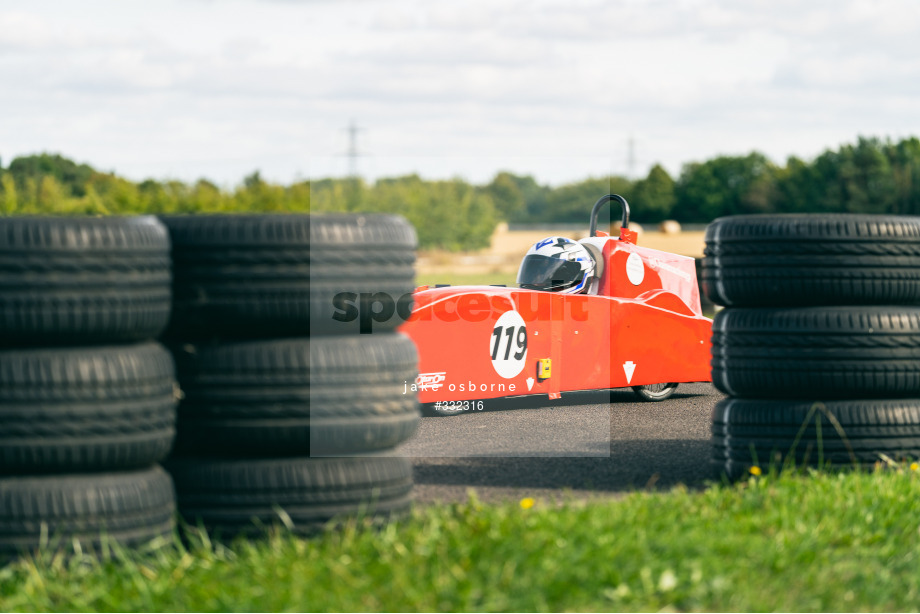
top-left (2, 466), bottom-right (920, 612)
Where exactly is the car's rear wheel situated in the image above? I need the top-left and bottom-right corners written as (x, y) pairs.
top-left (632, 382), bottom-right (678, 401)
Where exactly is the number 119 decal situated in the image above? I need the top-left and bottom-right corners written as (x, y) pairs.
top-left (490, 310), bottom-right (528, 378)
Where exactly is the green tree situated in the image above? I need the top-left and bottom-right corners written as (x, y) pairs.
top-left (803, 137), bottom-right (897, 215)
top-left (542, 176), bottom-right (633, 224)
top-left (7, 153), bottom-right (94, 197)
top-left (7, 135), bottom-right (920, 242)
top-left (1, 173), bottom-right (18, 214)
top-left (481, 172), bottom-right (525, 220)
top-left (234, 171), bottom-right (288, 212)
top-left (366, 175), bottom-right (497, 250)
top-left (138, 179), bottom-right (178, 214)
top-left (286, 180), bottom-right (312, 212)
top-left (886, 137), bottom-right (920, 214)
top-left (18, 177), bottom-right (39, 214)
top-left (86, 173), bottom-right (140, 213)
top-left (185, 179), bottom-right (222, 213)
top-left (675, 153), bottom-right (777, 221)
top-left (37, 175), bottom-right (66, 209)
top-left (773, 155), bottom-right (821, 213)
top-left (837, 137), bottom-right (895, 214)
top-left (82, 185), bottom-right (109, 214)
top-left (629, 164), bottom-right (676, 222)
top-left (502, 174), bottom-right (549, 223)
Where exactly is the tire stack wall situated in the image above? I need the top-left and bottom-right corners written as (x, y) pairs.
top-left (702, 214), bottom-right (920, 479)
top-left (0, 217), bottom-right (178, 559)
top-left (160, 213), bottom-right (419, 537)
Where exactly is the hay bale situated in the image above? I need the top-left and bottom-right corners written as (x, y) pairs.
top-left (658, 220), bottom-right (681, 235)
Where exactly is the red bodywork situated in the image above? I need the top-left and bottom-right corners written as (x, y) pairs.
top-left (399, 232), bottom-right (712, 404)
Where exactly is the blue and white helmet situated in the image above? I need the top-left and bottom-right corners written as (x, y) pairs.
top-left (517, 236), bottom-right (596, 293)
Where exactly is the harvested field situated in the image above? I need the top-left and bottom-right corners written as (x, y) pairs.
top-left (418, 223), bottom-right (706, 279)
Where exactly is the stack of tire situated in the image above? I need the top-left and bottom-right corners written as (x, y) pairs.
top-left (703, 214), bottom-right (920, 479)
top-left (160, 213), bottom-right (420, 537)
top-left (0, 217), bottom-right (178, 559)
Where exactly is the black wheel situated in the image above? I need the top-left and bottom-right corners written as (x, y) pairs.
top-left (631, 383), bottom-right (679, 402)
top-left (0, 343), bottom-right (177, 473)
top-left (0, 466), bottom-right (176, 559)
top-left (712, 306), bottom-right (920, 399)
top-left (171, 334), bottom-right (419, 456)
top-left (702, 214), bottom-right (920, 307)
top-left (161, 213), bottom-right (417, 338)
top-left (0, 216), bottom-right (171, 345)
top-left (166, 454), bottom-right (413, 538)
top-left (711, 398), bottom-right (920, 480)
top-left (309, 214), bottom-right (418, 336)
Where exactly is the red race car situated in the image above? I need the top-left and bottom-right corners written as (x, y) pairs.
top-left (399, 195), bottom-right (712, 415)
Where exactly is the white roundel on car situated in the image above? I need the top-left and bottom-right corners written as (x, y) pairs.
top-left (626, 252), bottom-right (645, 286)
top-left (490, 310), bottom-right (528, 379)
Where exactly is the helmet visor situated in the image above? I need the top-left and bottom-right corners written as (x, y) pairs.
top-left (517, 254), bottom-right (583, 291)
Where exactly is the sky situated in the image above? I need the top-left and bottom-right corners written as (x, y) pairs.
top-left (1, 0), bottom-right (919, 187)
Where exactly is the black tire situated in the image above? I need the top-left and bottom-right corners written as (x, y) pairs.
top-left (711, 398), bottom-right (920, 479)
top-left (160, 214), bottom-right (416, 338)
top-left (632, 383), bottom-right (679, 402)
top-left (167, 455), bottom-right (413, 537)
top-left (171, 334), bottom-right (419, 456)
top-left (0, 466), bottom-right (176, 558)
top-left (702, 214), bottom-right (920, 307)
top-left (0, 216), bottom-right (171, 345)
top-left (0, 343), bottom-right (177, 473)
top-left (711, 306), bottom-right (920, 399)
top-left (310, 213), bottom-right (418, 336)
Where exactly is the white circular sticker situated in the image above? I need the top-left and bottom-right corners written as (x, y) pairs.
top-left (489, 310), bottom-right (528, 379)
top-left (626, 252), bottom-right (645, 286)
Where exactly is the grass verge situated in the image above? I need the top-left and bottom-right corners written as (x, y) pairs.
top-left (2, 467), bottom-right (919, 612)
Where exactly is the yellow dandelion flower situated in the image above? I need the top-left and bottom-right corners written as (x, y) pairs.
top-left (749, 466), bottom-right (762, 476)
top-left (519, 497), bottom-right (535, 510)
top-left (911, 462), bottom-right (919, 472)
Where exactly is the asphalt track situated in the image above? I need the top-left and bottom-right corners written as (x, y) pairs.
top-left (398, 383), bottom-right (725, 503)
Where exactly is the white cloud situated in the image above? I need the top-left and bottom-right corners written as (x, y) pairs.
top-left (1, 0), bottom-right (919, 185)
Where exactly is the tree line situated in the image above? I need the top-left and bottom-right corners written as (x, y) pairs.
top-left (2, 135), bottom-right (919, 250)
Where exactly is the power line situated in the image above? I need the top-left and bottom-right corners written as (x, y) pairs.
top-left (344, 119), bottom-right (364, 178)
